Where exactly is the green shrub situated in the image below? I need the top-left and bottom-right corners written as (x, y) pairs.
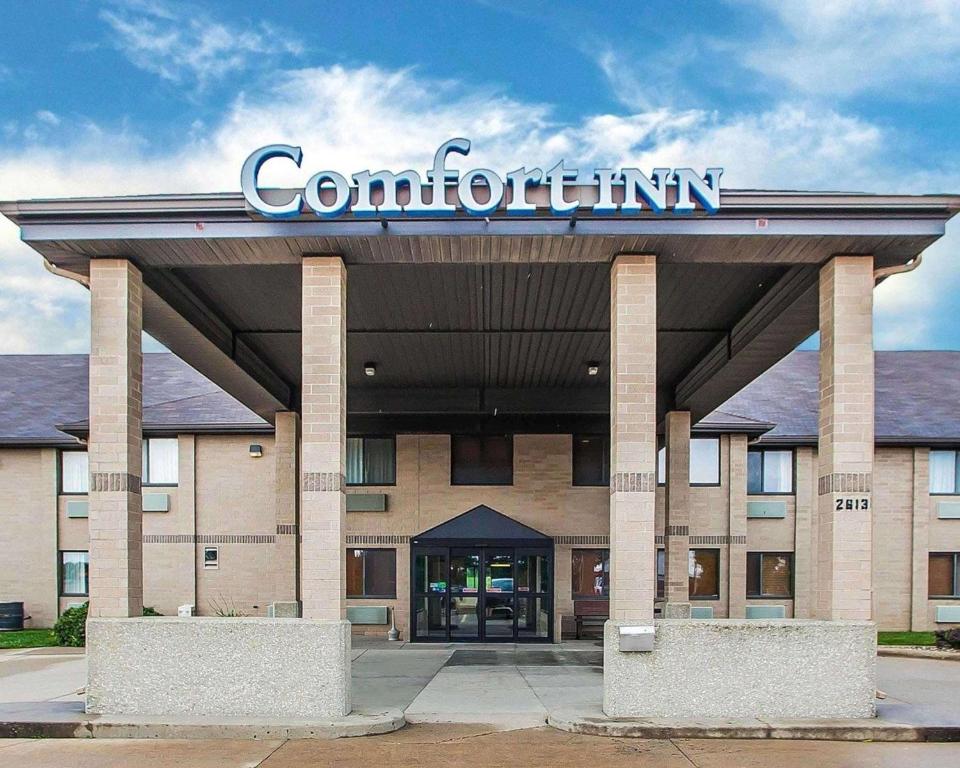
top-left (53, 602), bottom-right (88, 647)
top-left (935, 628), bottom-right (960, 649)
top-left (53, 603), bottom-right (163, 647)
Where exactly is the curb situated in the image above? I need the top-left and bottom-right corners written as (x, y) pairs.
top-left (547, 711), bottom-right (960, 742)
top-left (0, 711), bottom-right (405, 740)
top-left (878, 647), bottom-right (960, 661)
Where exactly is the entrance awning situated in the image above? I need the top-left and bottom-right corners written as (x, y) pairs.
top-left (412, 505), bottom-right (553, 547)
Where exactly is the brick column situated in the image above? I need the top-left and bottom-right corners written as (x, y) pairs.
top-left (274, 411), bottom-right (300, 605)
top-left (88, 259), bottom-right (143, 618)
top-left (816, 255), bottom-right (874, 621)
top-left (793, 446), bottom-right (816, 618)
top-left (609, 254), bottom-right (658, 625)
top-left (300, 257), bottom-right (346, 621)
top-left (910, 448), bottom-right (930, 631)
top-left (663, 410), bottom-right (691, 617)
top-left (727, 434), bottom-right (748, 618)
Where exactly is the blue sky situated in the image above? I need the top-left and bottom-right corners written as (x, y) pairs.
top-left (0, 0), bottom-right (959, 352)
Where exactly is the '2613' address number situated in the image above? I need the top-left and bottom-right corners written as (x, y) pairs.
top-left (835, 497), bottom-right (869, 511)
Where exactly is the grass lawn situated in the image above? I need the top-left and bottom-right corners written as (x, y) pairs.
top-left (877, 631), bottom-right (937, 646)
top-left (0, 628), bottom-right (58, 649)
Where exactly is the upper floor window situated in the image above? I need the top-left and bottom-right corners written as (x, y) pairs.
top-left (657, 437), bottom-right (721, 486)
top-left (451, 435), bottom-right (513, 486)
top-left (746, 552), bottom-right (794, 598)
top-left (929, 553), bottom-right (960, 598)
top-left (346, 436), bottom-right (396, 486)
top-left (572, 435), bottom-right (609, 487)
top-left (930, 450), bottom-right (960, 495)
top-left (142, 437), bottom-right (178, 485)
top-left (656, 548), bottom-right (665, 600)
top-left (747, 449), bottom-right (794, 494)
top-left (60, 450), bottom-right (89, 494)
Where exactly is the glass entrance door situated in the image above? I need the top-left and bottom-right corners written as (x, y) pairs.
top-left (411, 544), bottom-right (553, 642)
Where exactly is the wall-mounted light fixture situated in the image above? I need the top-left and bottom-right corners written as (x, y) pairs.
top-left (587, 362), bottom-right (600, 376)
top-left (364, 362), bottom-right (377, 377)
top-left (249, 444), bottom-right (263, 458)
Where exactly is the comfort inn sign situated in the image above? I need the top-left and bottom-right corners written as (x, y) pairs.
top-left (241, 138), bottom-right (723, 219)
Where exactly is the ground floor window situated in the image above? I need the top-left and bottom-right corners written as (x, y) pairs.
top-left (689, 549), bottom-right (720, 599)
top-left (60, 551), bottom-right (89, 596)
top-left (929, 553), bottom-right (960, 598)
top-left (571, 548), bottom-right (608, 598)
top-left (347, 548), bottom-right (397, 598)
top-left (656, 549), bottom-right (665, 599)
top-left (746, 552), bottom-right (793, 598)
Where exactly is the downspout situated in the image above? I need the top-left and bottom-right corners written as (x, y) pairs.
top-left (874, 254), bottom-right (922, 283)
top-left (43, 259), bottom-right (90, 288)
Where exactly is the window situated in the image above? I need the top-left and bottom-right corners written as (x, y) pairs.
top-left (748, 449), bottom-right (794, 494)
top-left (930, 451), bottom-right (960, 494)
top-left (656, 548), bottom-right (665, 599)
top-left (346, 436), bottom-right (396, 485)
top-left (142, 437), bottom-right (178, 485)
top-left (203, 547), bottom-right (219, 570)
top-left (571, 549), bottom-right (609, 599)
top-left (689, 549), bottom-right (720, 599)
top-left (347, 549), bottom-right (397, 598)
top-left (746, 552), bottom-right (794, 598)
top-left (451, 435), bottom-right (513, 485)
top-left (657, 438), bottom-right (721, 486)
top-left (60, 551), bottom-right (89, 596)
top-left (690, 438), bottom-right (720, 485)
top-left (929, 553), bottom-right (960, 598)
top-left (572, 435), bottom-right (609, 486)
top-left (60, 451), bottom-right (89, 494)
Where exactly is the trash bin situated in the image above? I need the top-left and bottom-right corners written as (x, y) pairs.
top-left (0, 602), bottom-right (25, 631)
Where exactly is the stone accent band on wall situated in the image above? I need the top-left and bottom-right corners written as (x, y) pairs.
top-left (90, 472), bottom-right (141, 494)
top-left (554, 535), bottom-right (610, 546)
top-left (690, 534), bottom-right (747, 545)
top-left (817, 472), bottom-right (873, 495)
top-left (610, 472), bottom-right (657, 493)
top-left (302, 472), bottom-right (343, 492)
top-left (143, 534), bottom-right (277, 544)
top-left (665, 525), bottom-right (689, 536)
top-left (346, 534), bottom-right (411, 545)
top-left (277, 524), bottom-right (298, 535)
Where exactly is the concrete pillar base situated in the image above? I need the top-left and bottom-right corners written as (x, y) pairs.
top-left (662, 603), bottom-right (692, 618)
top-left (87, 618), bottom-right (350, 718)
top-left (603, 619), bottom-right (876, 719)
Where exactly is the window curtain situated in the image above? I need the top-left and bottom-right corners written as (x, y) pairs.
top-left (146, 438), bottom-right (178, 484)
top-left (929, 554), bottom-right (956, 597)
top-left (61, 552), bottom-right (89, 595)
top-left (690, 439), bottom-right (720, 484)
top-left (346, 438), bottom-right (364, 485)
top-left (61, 451), bottom-right (89, 493)
top-left (763, 450), bottom-right (793, 493)
top-left (761, 553), bottom-right (792, 597)
top-left (688, 549), bottom-right (719, 597)
top-left (363, 438), bottom-right (395, 484)
top-left (930, 451), bottom-right (957, 494)
top-left (572, 549), bottom-right (608, 597)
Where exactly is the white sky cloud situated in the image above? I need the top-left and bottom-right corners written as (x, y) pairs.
top-left (734, 0), bottom-right (960, 96)
top-left (0, 63), bottom-right (956, 353)
top-left (100, 0), bottom-right (304, 89)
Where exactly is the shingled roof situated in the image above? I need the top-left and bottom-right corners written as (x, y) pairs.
top-left (718, 350), bottom-right (960, 445)
top-left (0, 354), bottom-right (267, 447)
top-left (0, 350), bottom-right (958, 447)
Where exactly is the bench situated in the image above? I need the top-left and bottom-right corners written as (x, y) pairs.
top-left (574, 599), bottom-right (609, 639)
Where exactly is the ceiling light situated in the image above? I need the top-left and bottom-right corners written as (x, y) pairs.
top-left (364, 362), bottom-right (377, 377)
top-left (587, 362), bottom-right (600, 376)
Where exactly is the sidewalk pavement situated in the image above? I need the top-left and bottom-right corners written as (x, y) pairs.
top-left (2, 643), bottom-right (960, 740)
